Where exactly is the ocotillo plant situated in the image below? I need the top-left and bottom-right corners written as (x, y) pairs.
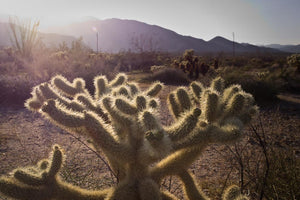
top-left (0, 73), bottom-right (258, 200)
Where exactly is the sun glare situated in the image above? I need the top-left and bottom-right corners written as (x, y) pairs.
top-left (92, 26), bottom-right (98, 32)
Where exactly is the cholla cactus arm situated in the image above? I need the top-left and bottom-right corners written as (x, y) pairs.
top-left (145, 82), bottom-right (163, 97)
top-left (222, 185), bottom-right (249, 200)
top-left (189, 81), bottom-right (204, 101)
top-left (178, 170), bottom-right (209, 200)
top-left (40, 99), bottom-right (135, 164)
top-left (210, 77), bottom-right (224, 93)
top-left (51, 75), bottom-right (88, 97)
top-left (176, 87), bottom-right (192, 112)
top-left (127, 82), bottom-right (139, 97)
top-left (0, 145), bottom-right (109, 200)
top-left (167, 87), bottom-right (192, 119)
top-left (109, 73), bottom-right (127, 88)
top-left (161, 191), bottom-right (180, 200)
top-left (94, 75), bottom-right (108, 99)
top-left (152, 77), bottom-right (257, 199)
top-left (150, 147), bottom-right (205, 182)
top-left (164, 107), bottom-right (201, 142)
top-left (25, 82), bottom-right (84, 112)
top-left (167, 93), bottom-right (181, 118)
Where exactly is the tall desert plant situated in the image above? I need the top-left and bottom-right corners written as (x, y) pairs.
top-left (0, 74), bottom-right (258, 200)
top-left (9, 16), bottom-right (40, 60)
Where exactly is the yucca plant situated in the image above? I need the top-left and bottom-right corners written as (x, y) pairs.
top-left (9, 16), bottom-right (40, 60)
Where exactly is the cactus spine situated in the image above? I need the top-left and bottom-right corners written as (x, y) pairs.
top-left (0, 74), bottom-right (257, 200)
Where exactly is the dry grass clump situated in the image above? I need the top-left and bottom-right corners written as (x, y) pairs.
top-left (217, 110), bottom-right (300, 199)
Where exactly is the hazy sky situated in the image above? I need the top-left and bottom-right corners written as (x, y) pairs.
top-left (1, 0), bottom-right (299, 45)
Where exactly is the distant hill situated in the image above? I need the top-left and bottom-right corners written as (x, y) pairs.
top-left (43, 18), bottom-right (279, 54)
top-left (0, 22), bottom-right (76, 49)
top-left (265, 44), bottom-right (300, 53)
top-left (1, 18), bottom-right (280, 54)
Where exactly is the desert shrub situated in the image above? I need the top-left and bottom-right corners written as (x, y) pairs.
top-left (221, 112), bottom-right (300, 200)
top-left (287, 54), bottom-right (300, 73)
top-left (0, 48), bottom-right (15, 63)
top-left (264, 148), bottom-right (299, 200)
top-left (238, 79), bottom-right (278, 103)
top-left (257, 64), bottom-right (300, 93)
top-left (148, 67), bottom-right (190, 85)
top-left (221, 69), bottom-right (278, 103)
top-left (150, 65), bottom-right (167, 73)
top-left (0, 62), bottom-right (20, 75)
top-left (0, 74), bottom-right (35, 106)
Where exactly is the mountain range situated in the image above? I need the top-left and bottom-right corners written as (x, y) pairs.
top-left (264, 44), bottom-right (300, 53)
top-left (1, 18), bottom-right (299, 54)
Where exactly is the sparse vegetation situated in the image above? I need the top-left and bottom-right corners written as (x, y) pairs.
top-left (0, 22), bottom-right (299, 200)
top-left (217, 112), bottom-right (300, 200)
top-left (287, 53), bottom-right (300, 73)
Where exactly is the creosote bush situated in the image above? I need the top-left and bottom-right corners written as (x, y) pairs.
top-left (150, 68), bottom-right (190, 85)
top-left (0, 73), bottom-right (258, 200)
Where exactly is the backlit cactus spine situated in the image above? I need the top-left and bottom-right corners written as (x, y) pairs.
top-left (0, 73), bottom-right (258, 200)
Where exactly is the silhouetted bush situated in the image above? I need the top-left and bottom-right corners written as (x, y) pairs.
top-left (148, 68), bottom-right (190, 85)
top-left (0, 75), bottom-right (35, 106)
top-left (223, 72), bottom-right (278, 103)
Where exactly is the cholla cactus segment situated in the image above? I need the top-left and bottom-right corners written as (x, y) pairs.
top-left (210, 77), bottom-right (225, 93)
top-left (168, 93), bottom-right (181, 119)
top-left (165, 107), bottom-right (201, 142)
top-left (127, 82), bottom-right (139, 96)
top-left (136, 95), bottom-right (147, 111)
top-left (222, 185), bottom-right (249, 200)
top-left (148, 99), bottom-right (159, 109)
top-left (109, 73), bottom-right (127, 87)
top-left (94, 75), bottom-right (108, 99)
top-left (178, 170), bottom-right (209, 200)
top-left (1, 74), bottom-right (257, 200)
top-left (222, 85), bottom-right (242, 104)
top-left (0, 145), bottom-right (110, 200)
top-left (190, 81), bottom-right (204, 101)
top-left (201, 91), bottom-right (220, 123)
top-left (146, 82), bottom-right (163, 97)
top-left (176, 87), bottom-right (192, 112)
top-left (51, 75), bottom-right (87, 97)
top-left (115, 98), bottom-right (138, 115)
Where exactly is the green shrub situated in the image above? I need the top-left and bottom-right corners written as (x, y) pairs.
top-left (221, 70), bottom-right (278, 103)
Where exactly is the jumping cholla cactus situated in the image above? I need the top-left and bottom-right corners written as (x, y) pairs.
top-left (0, 73), bottom-right (258, 200)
